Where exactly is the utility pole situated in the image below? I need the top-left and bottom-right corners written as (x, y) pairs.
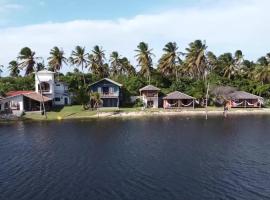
top-left (34, 68), bottom-right (47, 119)
top-left (205, 83), bottom-right (209, 120)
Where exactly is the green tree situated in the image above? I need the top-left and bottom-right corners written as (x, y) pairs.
top-left (110, 51), bottom-right (122, 77)
top-left (8, 61), bottom-right (20, 77)
top-left (90, 92), bottom-right (103, 109)
top-left (48, 47), bottom-right (67, 78)
top-left (17, 47), bottom-right (37, 76)
top-left (69, 46), bottom-right (88, 85)
top-left (135, 42), bottom-right (154, 84)
top-left (158, 42), bottom-right (181, 81)
top-left (184, 40), bottom-right (207, 79)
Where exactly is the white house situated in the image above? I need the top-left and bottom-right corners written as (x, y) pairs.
top-left (139, 85), bottom-right (160, 108)
top-left (35, 70), bottom-right (71, 106)
top-left (0, 70), bottom-right (71, 114)
top-left (0, 90), bottom-right (52, 114)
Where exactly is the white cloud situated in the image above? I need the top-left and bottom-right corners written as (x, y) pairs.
top-left (0, 0), bottom-right (269, 76)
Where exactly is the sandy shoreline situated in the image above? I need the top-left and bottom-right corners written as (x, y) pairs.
top-left (2, 108), bottom-right (270, 122)
top-left (66, 108), bottom-right (270, 119)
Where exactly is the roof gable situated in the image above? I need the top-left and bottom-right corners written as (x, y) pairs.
top-left (139, 85), bottom-right (160, 92)
top-left (163, 91), bottom-right (194, 100)
top-left (89, 78), bottom-right (122, 87)
top-left (228, 91), bottom-right (263, 100)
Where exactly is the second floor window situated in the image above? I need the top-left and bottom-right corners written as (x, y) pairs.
top-left (39, 82), bottom-right (50, 93)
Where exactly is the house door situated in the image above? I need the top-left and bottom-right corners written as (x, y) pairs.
top-left (64, 98), bottom-right (68, 105)
top-left (147, 100), bottom-right (154, 108)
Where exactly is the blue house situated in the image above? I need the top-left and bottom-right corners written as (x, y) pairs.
top-left (89, 78), bottom-right (122, 107)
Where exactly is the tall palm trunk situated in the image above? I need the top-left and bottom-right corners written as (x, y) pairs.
top-left (81, 63), bottom-right (86, 85)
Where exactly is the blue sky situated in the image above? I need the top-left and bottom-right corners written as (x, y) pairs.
top-left (1, 0), bottom-right (197, 27)
top-left (0, 0), bottom-right (269, 76)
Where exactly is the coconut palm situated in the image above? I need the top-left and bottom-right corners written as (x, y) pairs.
top-left (87, 53), bottom-right (99, 75)
top-left (121, 57), bottom-right (136, 76)
top-left (206, 51), bottom-right (218, 72)
top-left (158, 42), bottom-right (181, 81)
top-left (218, 51), bottom-right (244, 79)
top-left (48, 47), bottom-right (67, 77)
top-left (254, 66), bottom-right (270, 84)
top-left (69, 46), bottom-right (88, 85)
top-left (91, 45), bottom-right (108, 78)
top-left (184, 40), bottom-right (207, 79)
top-left (17, 47), bottom-right (37, 76)
top-left (110, 51), bottom-right (122, 77)
top-left (135, 42), bottom-right (154, 83)
top-left (90, 92), bottom-right (103, 109)
top-left (8, 60), bottom-right (20, 77)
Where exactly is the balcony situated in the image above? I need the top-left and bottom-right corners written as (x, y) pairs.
top-left (99, 92), bottom-right (119, 98)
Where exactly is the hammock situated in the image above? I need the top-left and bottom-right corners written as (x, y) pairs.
top-left (232, 101), bottom-right (244, 106)
top-left (246, 101), bottom-right (258, 106)
top-left (167, 102), bottom-right (178, 107)
top-left (181, 101), bottom-right (194, 107)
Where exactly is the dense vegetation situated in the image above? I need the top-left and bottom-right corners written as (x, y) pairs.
top-left (1, 40), bottom-right (270, 106)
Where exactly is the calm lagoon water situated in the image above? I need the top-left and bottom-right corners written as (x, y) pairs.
top-left (1, 116), bottom-right (270, 200)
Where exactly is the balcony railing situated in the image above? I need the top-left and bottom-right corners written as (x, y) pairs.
top-left (99, 92), bottom-right (119, 97)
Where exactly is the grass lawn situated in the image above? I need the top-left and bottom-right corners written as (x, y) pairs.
top-left (23, 106), bottom-right (143, 120)
top-left (24, 106), bottom-right (97, 121)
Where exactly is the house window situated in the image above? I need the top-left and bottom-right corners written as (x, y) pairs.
top-left (39, 82), bottom-right (50, 92)
top-left (54, 97), bottom-right (61, 102)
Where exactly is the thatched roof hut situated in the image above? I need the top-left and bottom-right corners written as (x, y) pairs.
top-left (227, 91), bottom-right (263, 108)
top-left (163, 91), bottom-right (195, 109)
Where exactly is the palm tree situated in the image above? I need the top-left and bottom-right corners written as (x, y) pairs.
top-left (91, 45), bottom-right (108, 78)
top-left (206, 51), bottom-right (218, 72)
top-left (135, 42), bottom-right (154, 83)
top-left (110, 51), bottom-right (122, 77)
top-left (17, 47), bottom-right (47, 118)
top-left (48, 47), bottom-right (67, 78)
top-left (8, 60), bottom-right (20, 77)
top-left (69, 46), bottom-right (88, 85)
top-left (90, 92), bottom-right (103, 109)
top-left (254, 66), bottom-right (270, 84)
top-left (121, 57), bottom-right (136, 76)
top-left (218, 51), bottom-right (244, 79)
top-left (184, 40), bottom-right (207, 79)
top-left (158, 42), bottom-right (181, 81)
top-left (17, 47), bottom-right (37, 76)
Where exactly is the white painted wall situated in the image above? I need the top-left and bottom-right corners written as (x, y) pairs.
top-left (35, 71), bottom-right (71, 106)
top-left (35, 70), bottom-right (55, 99)
top-left (0, 95), bottom-right (24, 112)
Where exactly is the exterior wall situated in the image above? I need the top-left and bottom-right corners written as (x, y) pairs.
top-left (54, 94), bottom-right (71, 106)
top-left (35, 72), bottom-right (71, 106)
top-left (90, 80), bottom-right (120, 97)
top-left (90, 80), bottom-right (121, 107)
top-left (35, 72), bottom-right (55, 99)
top-left (140, 91), bottom-right (159, 108)
top-left (0, 95), bottom-right (24, 112)
top-left (54, 82), bottom-right (71, 106)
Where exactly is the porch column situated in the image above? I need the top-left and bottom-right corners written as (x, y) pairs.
top-left (193, 99), bottom-right (195, 109)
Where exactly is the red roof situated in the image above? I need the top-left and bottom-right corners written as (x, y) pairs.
top-left (6, 91), bottom-right (34, 97)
